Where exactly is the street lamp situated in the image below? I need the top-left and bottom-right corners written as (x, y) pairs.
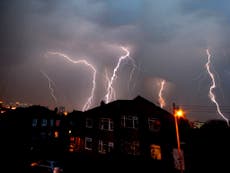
top-left (173, 103), bottom-right (185, 173)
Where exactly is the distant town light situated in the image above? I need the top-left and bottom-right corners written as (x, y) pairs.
top-left (30, 162), bottom-right (38, 167)
top-left (11, 106), bottom-right (17, 110)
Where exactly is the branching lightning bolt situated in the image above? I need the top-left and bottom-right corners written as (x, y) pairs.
top-left (104, 47), bottom-right (135, 103)
top-left (205, 49), bottom-right (229, 125)
top-left (104, 69), bottom-right (116, 101)
top-left (158, 79), bottom-right (166, 108)
top-left (40, 70), bottom-right (58, 104)
top-left (46, 52), bottom-right (96, 112)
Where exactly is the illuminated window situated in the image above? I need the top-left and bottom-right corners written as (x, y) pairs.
top-left (99, 118), bottom-right (114, 131)
top-left (98, 140), bottom-right (114, 154)
top-left (86, 118), bottom-right (93, 128)
top-left (148, 118), bottom-right (161, 132)
top-left (75, 137), bottom-right (83, 151)
top-left (69, 136), bottom-right (83, 152)
top-left (32, 119), bottom-right (38, 127)
top-left (41, 119), bottom-right (47, 127)
top-left (69, 137), bottom-right (76, 152)
top-left (54, 131), bottom-right (59, 138)
top-left (150, 144), bottom-right (162, 160)
top-left (70, 136), bottom-right (75, 142)
top-left (85, 137), bottom-right (93, 150)
top-left (121, 115), bottom-right (138, 128)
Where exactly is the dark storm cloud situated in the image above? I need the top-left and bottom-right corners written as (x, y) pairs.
top-left (0, 0), bottom-right (28, 66)
top-left (180, 0), bottom-right (230, 48)
top-left (0, 0), bottom-right (180, 67)
top-left (181, 0), bottom-right (230, 19)
top-left (0, 0), bottom-right (57, 66)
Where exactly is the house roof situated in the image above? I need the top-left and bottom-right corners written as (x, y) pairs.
top-left (84, 95), bottom-right (173, 119)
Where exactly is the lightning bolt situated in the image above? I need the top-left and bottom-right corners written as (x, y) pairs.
top-left (158, 79), bottom-right (166, 108)
top-left (104, 46), bottom-right (135, 103)
top-left (46, 51), bottom-right (96, 112)
top-left (205, 49), bottom-right (229, 126)
top-left (40, 70), bottom-right (58, 104)
top-left (104, 69), bottom-right (116, 101)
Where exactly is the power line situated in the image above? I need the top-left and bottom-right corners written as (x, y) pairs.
top-left (173, 104), bottom-right (230, 114)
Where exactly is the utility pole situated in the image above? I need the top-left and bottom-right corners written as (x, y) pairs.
top-left (173, 103), bottom-right (184, 173)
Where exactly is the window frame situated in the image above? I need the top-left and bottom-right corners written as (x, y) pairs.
top-left (50, 119), bottom-right (54, 127)
top-left (148, 117), bottom-right (161, 132)
top-left (41, 118), bottom-right (48, 127)
top-left (32, 118), bottom-right (38, 127)
top-left (86, 118), bottom-right (93, 128)
top-left (150, 144), bottom-right (162, 160)
top-left (98, 140), bottom-right (114, 154)
top-left (85, 137), bottom-right (93, 151)
top-left (99, 118), bottom-right (114, 131)
top-left (55, 119), bottom-right (61, 127)
top-left (121, 115), bottom-right (138, 129)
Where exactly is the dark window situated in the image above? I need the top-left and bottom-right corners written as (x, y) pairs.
top-left (148, 118), bottom-right (161, 132)
top-left (121, 115), bottom-right (138, 128)
top-left (99, 118), bottom-right (114, 131)
top-left (98, 140), bottom-right (114, 154)
top-left (85, 137), bottom-right (93, 150)
top-left (86, 118), bottom-right (93, 128)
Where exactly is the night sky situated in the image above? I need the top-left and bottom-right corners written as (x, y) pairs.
top-left (1, 0), bottom-right (230, 122)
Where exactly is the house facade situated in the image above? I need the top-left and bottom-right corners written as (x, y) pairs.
top-left (0, 96), bottom-right (192, 172)
top-left (67, 96), bottom-right (190, 171)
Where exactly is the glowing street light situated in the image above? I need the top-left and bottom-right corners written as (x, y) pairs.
top-left (173, 103), bottom-right (185, 173)
top-left (175, 109), bottom-right (184, 118)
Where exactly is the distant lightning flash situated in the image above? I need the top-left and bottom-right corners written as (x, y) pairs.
top-left (40, 70), bottom-right (57, 104)
top-left (46, 52), bottom-right (96, 112)
top-left (205, 49), bottom-right (229, 125)
top-left (104, 47), bottom-right (135, 103)
top-left (127, 55), bottom-right (137, 96)
top-left (158, 79), bottom-right (166, 108)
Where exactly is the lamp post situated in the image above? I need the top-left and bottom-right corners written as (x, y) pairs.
top-left (173, 103), bottom-right (184, 173)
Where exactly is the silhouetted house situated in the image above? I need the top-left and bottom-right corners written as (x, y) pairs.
top-left (66, 96), bottom-right (190, 172)
top-left (65, 110), bottom-right (85, 153)
top-left (0, 105), bottom-right (67, 162)
top-left (188, 119), bottom-right (230, 172)
top-left (29, 106), bottom-right (68, 159)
